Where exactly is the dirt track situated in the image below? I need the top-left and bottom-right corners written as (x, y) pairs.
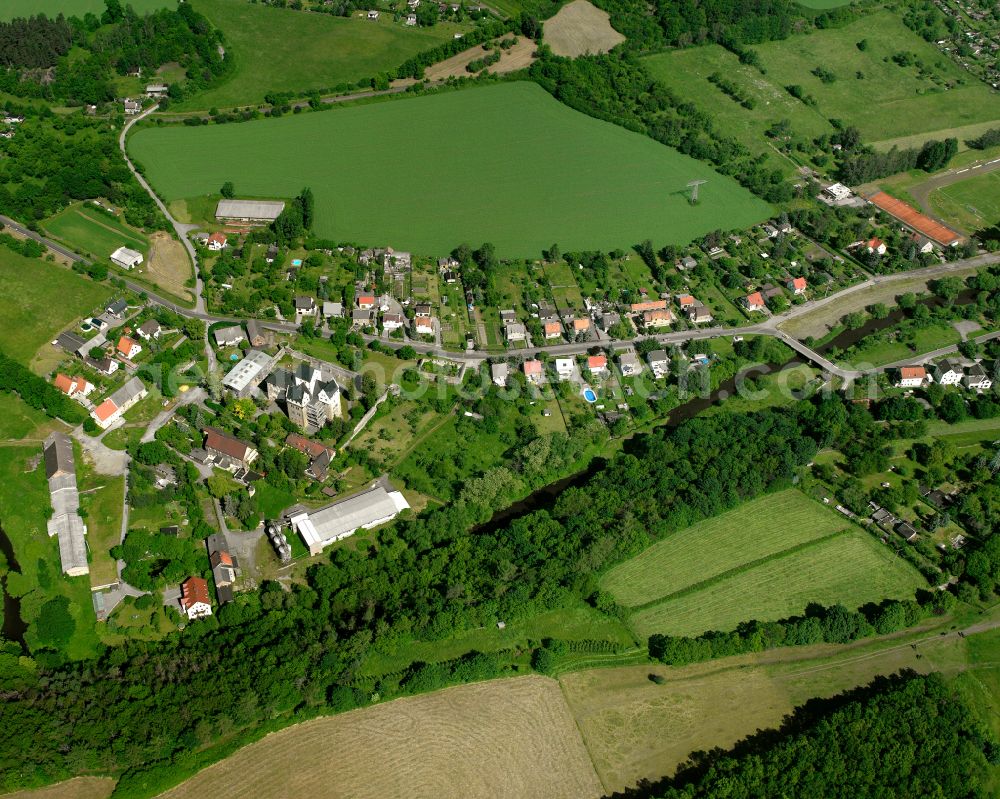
top-left (423, 38), bottom-right (536, 81)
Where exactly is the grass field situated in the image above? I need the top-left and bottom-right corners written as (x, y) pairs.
top-left (836, 320), bottom-right (962, 367)
top-left (158, 676), bottom-right (603, 799)
top-left (560, 617), bottom-right (1000, 794)
top-left (0, 777), bottom-right (116, 799)
top-left (0, 393), bottom-right (66, 441)
top-left (1, 0), bottom-right (166, 20)
top-left (751, 13), bottom-right (1000, 142)
top-left (77, 466), bottom-right (125, 591)
top-left (930, 169), bottom-right (1000, 232)
top-left (601, 490), bottom-right (845, 608)
top-left (177, 0), bottom-right (465, 110)
top-left (0, 247), bottom-right (110, 366)
top-left (600, 489), bottom-right (923, 639)
top-left (129, 82), bottom-right (770, 256)
top-left (44, 203), bottom-right (149, 265)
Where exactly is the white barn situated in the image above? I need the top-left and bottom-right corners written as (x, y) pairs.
top-left (110, 247), bottom-right (144, 269)
top-left (290, 483), bottom-right (409, 555)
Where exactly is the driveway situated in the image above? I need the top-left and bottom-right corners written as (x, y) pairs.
top-left (141, 386), bottom-right (205, 443)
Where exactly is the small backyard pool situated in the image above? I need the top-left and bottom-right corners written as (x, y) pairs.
top-left (582, 388), bottom-right (597, 403)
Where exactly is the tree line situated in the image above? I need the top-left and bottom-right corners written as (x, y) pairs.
top-left (0, 349), bottom-right (84, 425)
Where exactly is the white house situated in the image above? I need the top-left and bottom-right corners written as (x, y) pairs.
top-left (934, 359), bottom-right (963, 386)
top-left (136, 319), bottom-right (162, 341)
top-left (110, 247), bottom-right (143, 270)
top-left (618, 351), bottom-right (642, 377)
top-left (505, 322), bottom-right (527, 343)
top-left (963, 364), bottom-right (993, 391)
top-left (555, 358), bottom-right (575, 380)
top-left (415, 317), bottom-right (435, 336)
top-left (491, 362), bottom-right (509, 387)
top-left (206, 232), bottom-right (228, 251)
top-left (648, 349), bottom-right (669, 378)
top-left (382, 313), bottom-right (405, 332)
top-left (179, 576), bottom-right (212, 620)
top-left (367, 9), bottom-right (380, 18)
top-left (116, 336), bottom-right (142, 360)
top-left (896, 366), bottom-right (928, 388)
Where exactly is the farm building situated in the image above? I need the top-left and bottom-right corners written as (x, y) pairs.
top-left (289, 481), bottom-right (410, 555)
top-left (110, 247), bottom-right (143, 269)
top-left (180, 576), bottom-right (212, 620)
top-left (215, 199), bottom-right (286, 224)
top-left (43, 433), bottom-right (89, 577)
top-left (90, 377), bottom-right (148, 430)
top-left (214, 325), bottom-right (247, 348)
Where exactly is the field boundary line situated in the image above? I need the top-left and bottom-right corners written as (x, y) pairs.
top-left (75, 208), bottom-right (147, 247)
top-left (625, 528), bottom-right (850, 613)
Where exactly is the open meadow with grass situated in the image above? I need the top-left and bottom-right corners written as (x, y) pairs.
top-left (601, 489), bottom-right (924, 639)
top-left (176, 0), bottom-right (466, 110)
top-left (157, 676), bottom-right (603, 799)
top-left (129, 82), bottom-right (770, 256)
top-left (930, 168), bottom-right (1000, 233)
top-left (1, 0), bottom-right (167, 20)
top-left (0, 247), bottom-right (110, 367)
top-left (752, 13), bottom-right (1000, 143)
top-left (43, 203), bottom-right (149, 264)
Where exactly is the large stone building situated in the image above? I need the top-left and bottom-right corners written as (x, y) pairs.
top-left (264, 362), bottom-right (341, 430)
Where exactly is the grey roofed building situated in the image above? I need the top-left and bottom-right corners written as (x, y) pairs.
top-left (323, 301), bottom-right (343, 318)
top-left (246, 318), bottom-right (266, 347)
top-left (647, 349), bottom-right (669, 365)
top-left (106, 299), bottom-right (128, 317)
top-left (213, 325), bottom-right (247, 348)
top-left (289, 481), bottom-right (410, 556)
top-left (43, 433), bottom-right (88, 577)
top-left (491, 362), bottom-right (509, 386)
top-left (600, 312), bottom-right (621, 331)
top-left (222, 349), bottom-right (277, 397)
top-left (108, 376), bottom-right (147, 409)
top-left (77, 333), bottom-right (105, 358)
top-left (294, 296), bottom-right (315, 310)
top-left (56, 332), bottom-right (86, 354)
top-left (215, 199), bottom-right (286, 223)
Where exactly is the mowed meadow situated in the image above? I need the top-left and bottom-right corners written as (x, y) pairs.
top-left (601, 490), bottom-right (924, 638)
top-left (129, 82), bottom-right (770, 255)
top-left (1, 0), bottom-right (168, 19)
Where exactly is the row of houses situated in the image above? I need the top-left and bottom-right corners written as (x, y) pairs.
top-left (91, 377), bottom-right (149, 429)
top-left (492, 348), bottom-right (671, 386)
top-left (895, 360), bottom-right (993, 391)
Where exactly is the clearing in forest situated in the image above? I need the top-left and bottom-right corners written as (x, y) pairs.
top-left (543, 0), bottom-right (625, 57)
top-left (129, 82), bottom-right (770, 257)
top-left (156, 676), bottom-right (603, 799)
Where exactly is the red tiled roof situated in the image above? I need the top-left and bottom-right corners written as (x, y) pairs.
top-left (790, 277), bottom-right (807, 290)
top-left (587, 355), bottom-right (607, 369)
top-left (210, 550), bottom-right (233, 568)
top-left (180, 576), bottom-right (211, 609)
top-left (630, 299), bottom-right (667, 312)
top-left (867, 237), bottom-right (884, 249)
top-left (53, 373), bottom-right (74, 394)
top-left (644, 309), bottom-right (672, 321)
top-left (93, 399), bottom-right (118, 421)
top-left (285, 432), bottom-right (328, 459)
top-left (573, 318), bottom-right (591, 331)
top-left (523, 360), bottom-right (542, 374)
top-left (745, 291), bottom-right (765, 307)
top-left (677, 294), bottom-right (695, 307)
top-left (900, 366), bottom-right (927, 379)
top-left (207, 232), bottom-right (227, 245)
top-left (117, 336), bottom-right (136, 357)
top-left (204, 427), bottom-right (252, 461)
top-left (544, 321), bottom-right (561, 334)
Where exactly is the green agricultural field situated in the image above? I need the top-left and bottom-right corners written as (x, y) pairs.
top-left (44, 203), bottom-right (149, 264)
top-left (930, 169), bottom-right (1000, 232)
top-left (601, 489), bottom-right (845, 608)
top-left (0, 247), bottom-right (110, 364)
top-left (129, 82), bottom-right (771, 256)
top-left (1, 0), bottom-right (167, 20)
top-left (176, 0), bottom-right (467, 110)
top-left (628, 531), bottom-right (923, 638)
top-left (752, 12), bottom-right (1000, 142)
top-left (643, 45), bottom-right (833, 173)
top-left (0, 393), bottom-right (66, 441)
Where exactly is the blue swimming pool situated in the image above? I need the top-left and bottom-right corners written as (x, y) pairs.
top-left (583, 388), bottom-right (597, 403)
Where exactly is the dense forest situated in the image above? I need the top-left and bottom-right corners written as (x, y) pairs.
top-left (650, 672), bottom-right (996, 798)
top-left (0, 2), bottom-right (228, 105)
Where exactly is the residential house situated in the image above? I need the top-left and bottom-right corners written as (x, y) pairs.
top-left (351, 309), bottom-right (374, 328)
top-left (264, 363), bottom-right (341, 429)
top-left (587, 354), bottom-right (609, 376)
top-left (543, 321), bottom-right (562, 339)
top-left (357, 294), bottom-right (376, 310)
top-left (90, 377), bottom-right (148, 429)
top-left (762, 223), bottom-right (779, 238)
top-left (85, 356), bottom-right (119, 376)
top-left (406, 13), bottom-right (417, 24)
top-left (285, 433), bottom-right (335, 480)
top-left (895, 522), bottom-right (918, 543)
top-left (572, 318), bottom-right (591, 337)
top-left (53, 374), bottom-right (94, 399)
top-left (206, 232), bottom-right (228, 251)
top-left (110, 247), bottom-right (143, 270)
top-left (246, 319), bottom-right (268, 348)
top-left (294, 296), bottom-right (317, 322)
top-left (105, 299), bottom-right (128, 319)
top-left (676, 294), bottom-right (696, 310)
top-left (677, 256), bottom-right (697, 270)
top-left (742, 291), bottom-right (766, 312)
top-left (136, 319), bottom-right (162, 341)
top-left (523, 359), bottom-right (544, 384)
top-left (55, 332), bottom-right (86, 355)
top-left (630, 299), bottom-right (667, 313)
top-left (599, 311), bottom-right (621, 332)
top-left (145, 83), bottom-right (168, 97)
top-left (555, 358), bottom-right (575, 379)
top-left (213, 325), bottom-right (247, 348)
top-left (367, 9), bottom-right (380, 18)
top-left (204, 427), bottom-right (258, 470)
top-left (866, 237), bottom-right (887, 256)
top-left (964, 363), bottom-right (993, 390)
top-left (322, 301), bottom-right (343, 320)
top-left (210, 550), bottom-right (236, 605)
top-left (414, 316), bottom-right (436, 337)
top-left (382, 313), bottom-right (405, 332)
top-left (618, 351), bottom-right (642, 376)
top-left (648, 349), bottom-right (669, 378)
top-left (123, 99), bottom-right (141, 115)
top-left (935, 359), bottom-right (964, 386)
top-left (491, 362), bottom-right (509, 387)
top-left (500, 309), bottom-right (517, 325)
top-left (116, 336), bottom-right (142, 360)
top-left (505, 322), bottom-right (527, 343)
top-left (686, 303), bottom-right (713, 324)
top-left (179, 576), bottom-right (212, 620)
top-left (787, 276), bottom-right (807, 295)
top-left (438, 256), bottom-right (459, 270)
top-left (414, 303), bottom-right (432, 318)
top-left (896, 366), bottom-right (928, 388)
top-left (643, 308), bottom-right (673, 328)
top-left (912, 235), bottom-right (935, 254)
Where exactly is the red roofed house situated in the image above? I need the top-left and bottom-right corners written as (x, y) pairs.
top-left (743, 291), bottom-right (766, 312)
top-left (117, 336), bottom-right (141, 360)
top-left (866, 237), bottom-right (887, 256)
top-left (207, 232), bottom-right (228, 251)
top-left (572, 317), bottom-right (591, 334)
top-left (179, 576), bottom-right (212, 620)
top-left (630, 299), bottom-right (667, 313)
top-left (357, 294), bottom-right (376, 310)
top-left (53, 373), bottom-right (94, 399)
top-left (643, 308), bottom-right (674, 328)
top-left (523, 359), bottom-right (544, 384)
top-left (896, 366), bottom-right (928, 388)
top-left (91, 399), bottom-right (118, 429)
top-left (787, 277), bottom-right (807, 295)
top-left (204, 427), bottom-right (258, 470)
top-left (677, 294), bottom-right (696, 309)
top-left (587, 354), bottom-right (609, 375)
top-left (414, 316), bottom-right (436, 336)
top-left (544, 321), bottom-right (562, 339)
